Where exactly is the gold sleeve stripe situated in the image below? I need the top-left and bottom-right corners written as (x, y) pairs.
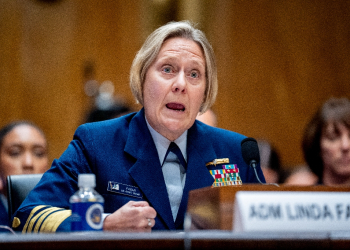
top-left (33, 207), bottom-right (64, 233)
top-left (39, 209), bottom-right (71, 233)
top-left (22, 205), bottom-right (47, 233)
top-left (25, 207), bottom-right (62, 233)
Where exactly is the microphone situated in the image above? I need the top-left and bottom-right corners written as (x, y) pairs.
top-left (241, 137), bottom-right (279, 186)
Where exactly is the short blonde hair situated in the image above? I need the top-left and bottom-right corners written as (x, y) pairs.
top-left (129, 20), bottom-right (217, 113)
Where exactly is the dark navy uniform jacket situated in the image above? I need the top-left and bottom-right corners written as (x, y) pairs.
top-left (12, 108), bottom-right (265, 233)
top-left (0, 198), bottom-right (9, 230)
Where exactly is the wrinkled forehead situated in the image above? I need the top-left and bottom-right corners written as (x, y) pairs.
top-left (162, 36), bottom-right (205, 59)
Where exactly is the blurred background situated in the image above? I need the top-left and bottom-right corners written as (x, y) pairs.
top-left (1, 0), bottom-right (349, 173)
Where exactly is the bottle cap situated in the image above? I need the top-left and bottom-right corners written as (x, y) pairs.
top-left (78, 174), bottom-right (96, 188)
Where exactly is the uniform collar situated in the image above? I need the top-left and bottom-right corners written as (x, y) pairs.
top-left (145, 116), bottom-right (187, 166)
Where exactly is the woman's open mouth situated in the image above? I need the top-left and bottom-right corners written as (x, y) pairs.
top-left (166, 103), bottom-right (185, 111)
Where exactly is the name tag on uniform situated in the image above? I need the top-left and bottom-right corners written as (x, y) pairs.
top-left (107, 181), bottom-right (143, 199)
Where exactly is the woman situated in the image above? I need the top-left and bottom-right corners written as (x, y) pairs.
top-left (302, 97), bottom-right (350, 185)
top-left (0, 121), bottom-right (48, 226)
top-left (13, 21), bottom-right (264, 233)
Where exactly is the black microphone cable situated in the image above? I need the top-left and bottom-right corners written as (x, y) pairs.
top-left (241, 137), bottom-right (279, 187)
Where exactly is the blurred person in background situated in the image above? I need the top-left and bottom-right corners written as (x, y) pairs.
top-left (84, 79), bottom-right (133, 124)
top-left (0, 121), bottom-right (49, 227)
top-left (257, 139), bottom-right (283, 184)
top-left (85, 103), bottom-right (132, 123)
top-left (302, 97), bottom-right (350, 186)
top-left (196, 108), bottom-right (217, 127)
top-left (283, 164), bottom-right (318, 186)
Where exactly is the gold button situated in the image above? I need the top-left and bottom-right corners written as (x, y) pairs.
top-left (12, 217), bottom-right (21, 228)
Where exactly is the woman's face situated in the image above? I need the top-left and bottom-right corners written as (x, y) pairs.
top-left (143, 37), bottom-right (206, 141)
top-left (0, 125), bottom-right (48, 180)
top-left (321, 122), bottom-right (350, 177)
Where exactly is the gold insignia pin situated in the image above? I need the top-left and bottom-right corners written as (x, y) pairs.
top-left (205, 158), bottom-right (229, 166)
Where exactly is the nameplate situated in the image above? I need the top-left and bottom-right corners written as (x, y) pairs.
top-left (233, 191), bottom-right (350, 232)
top-left (107, 181), bottom-right (143, 199)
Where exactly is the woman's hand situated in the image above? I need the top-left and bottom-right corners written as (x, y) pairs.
top-left (103, 201), bottom-right (157, 232)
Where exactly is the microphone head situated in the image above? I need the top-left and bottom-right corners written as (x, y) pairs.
top-left (241, 137), bottom-right (260, 166)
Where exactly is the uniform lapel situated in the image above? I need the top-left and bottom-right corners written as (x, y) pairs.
top-left (175, 122), bottom-right (216, 228)
top-left (124, 109), bottom-right (175, 229)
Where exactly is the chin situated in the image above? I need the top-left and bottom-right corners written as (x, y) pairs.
top-left (165, 124), bottom-right (186, 134)
top-left (164, 121), bottom-right (188, 134)
top-left (334, 166), bottom-right (350, 176)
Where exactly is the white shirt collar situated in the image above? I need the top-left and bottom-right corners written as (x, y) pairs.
top-left (145, 116), bottom-right (187, 165)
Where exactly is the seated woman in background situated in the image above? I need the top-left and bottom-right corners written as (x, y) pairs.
top-left (302, 97), bottom-right (350, 186)
top-left (0, 121), bottom-right (49, 227)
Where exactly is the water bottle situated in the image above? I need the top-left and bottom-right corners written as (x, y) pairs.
top-left (70, 174), bottom-right (104, 231)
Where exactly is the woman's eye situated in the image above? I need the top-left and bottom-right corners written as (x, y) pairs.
top-left (325, 132), bottom-right (339, 141)
top-left (34, 151), bottom-right (47, 158)
top-left (190, 71), bottom-right (199, 78)
top-left (8, 149), bottom-right (21, 157)
top-left (162, 67), bottom-right (172, 73)
top-left (33, 147), bottom-right (47, 158)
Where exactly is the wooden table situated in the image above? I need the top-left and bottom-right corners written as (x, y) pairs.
top-left (0, 230), bottom-right (349, 250)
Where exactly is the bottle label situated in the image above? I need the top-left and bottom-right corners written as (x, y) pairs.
top-left (71, 202), bottom-right (104, 231)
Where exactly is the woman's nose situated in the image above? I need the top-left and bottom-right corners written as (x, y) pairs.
top-left (341, 134), bottom-right (350, 150)
top-left (22, 152), bottom-right (34, 172)
top-left (172, 71), bottom-right (186, 93)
